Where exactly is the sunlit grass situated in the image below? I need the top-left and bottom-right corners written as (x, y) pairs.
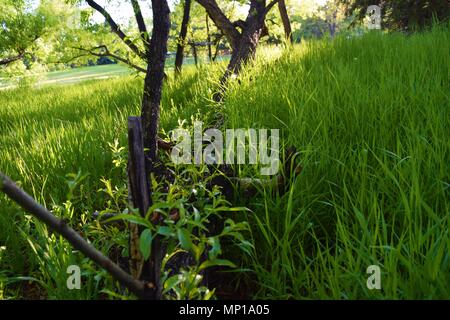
top-left (225, 26), bottom-right (450, 299)
top-left (0, 25), bottom-right (449, 299)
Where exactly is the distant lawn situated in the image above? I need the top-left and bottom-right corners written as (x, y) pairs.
top-left (44, 64), bottom-right (132, 84)
top-left (0, 55), bottom-right (231, 90)
top-left (0, 64), bottom-right (131, 90)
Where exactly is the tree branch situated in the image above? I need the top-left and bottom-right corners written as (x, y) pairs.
top-left (0, 52), bottom-right (25, 66)
top-left (71, 45), bottom-right (146, 73)
top-left (232, 19), bottom-right (247, 31)
top-left (0, 172), bottom-right (151, 299)
top-left (195, 0), bottom-right (241, 50)
top-left (265, 0), bottom-right (281, 14)
top-left (86, 0), bottom-right (146, 60)
top-left (130, 0), bottom-right (150, 52)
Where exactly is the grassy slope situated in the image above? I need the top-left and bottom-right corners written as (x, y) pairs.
top-left (0, 27), bottom-right (449, 299)
top-left (224, 28), bottom-right (450, 298)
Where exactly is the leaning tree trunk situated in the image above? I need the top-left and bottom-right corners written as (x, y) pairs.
top-left (174, 0), bottom-right (192, 76)
top-left (196, 0), bottom-right (286, 101)
top-left (278, 0), bottom-right (293, 43)
top-left (214, 1), bottom-right (267, 101)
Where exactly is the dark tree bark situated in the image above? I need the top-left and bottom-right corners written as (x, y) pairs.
top-left (223, 1), bottom-right (266, 79)
top-left (141, 0), bottom-right (171, 161)
top-left (86, 0), bottom-right (170, 161)
top-left (138, 5), bottom-right (170, 299)
top-left (196, 0), bottom-right (241, 50)
top-left (278, 0), bottom-right (293, 43)
top-left (87, 0), bottom-right (170, 162)
top-left (175, 0), bottom-right (192, 76)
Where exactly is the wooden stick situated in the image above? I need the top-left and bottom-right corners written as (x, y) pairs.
top-left (0, 172), bottom-right (150, 299)
top-left (127, 116), bottom-right (163, 299)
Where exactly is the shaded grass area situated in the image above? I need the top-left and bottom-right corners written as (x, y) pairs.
top-left (0, 26), bottom-right (449, 299)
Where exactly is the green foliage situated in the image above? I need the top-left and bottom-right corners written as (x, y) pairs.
top-left (105, 144), bottom-right (251, 299)
top-left (0, 0), bottom-right (73, 79)
top-left (1, 25), bottom-right (449, 299)
top-left (340, 0), bottom-right (450, 30)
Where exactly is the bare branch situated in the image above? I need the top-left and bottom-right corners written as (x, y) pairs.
top-left (130, 0), bottom-right (150, 51)
top-left (265, 0), bottom-right (281, 14)
top-left (86, 0), bottom-right (146, 60)
top-left (232, 19), bottom-right (247, 31)
top-left (0, 172), bottom-right (151, 299)
top-left (71, 45), bottom-right (146, 73)
top-left (0, 52), bottom-right (25, 66)
top-left (195, 0), bottom-right (241, 50)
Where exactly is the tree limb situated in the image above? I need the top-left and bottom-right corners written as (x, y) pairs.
top-left (0, 52), bottom-right (25, 66)
top-left (265, 0), bottom-right (281, 14)
top-left (71, 45), bottom-right (146, 73)
top-left (86, 0), bottom-right (146, 60)
top-left (0, 172), bottom-right (151, 299)
top-left (195, 0), bottom-right (241, 50)
top-left (232, 19), bottom-right (247, 31)
top-left (130, 0), bottom-right (150, 52)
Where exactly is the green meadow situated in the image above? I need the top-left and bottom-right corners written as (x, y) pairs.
top-left (0, 27), bottom-right (449, 299)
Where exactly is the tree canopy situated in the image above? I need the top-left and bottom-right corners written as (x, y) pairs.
top-left (341, 0), bottom-right (450, 30)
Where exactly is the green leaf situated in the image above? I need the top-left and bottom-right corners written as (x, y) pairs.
top-left (193, 242), bottom-right (205, 262)
top-left (199, 259), bottom-right (236, 271)
top-left (145, 202), bottom-right (171, 220)
top-left (104, 213), bottom-right (152, 229)
top-left (214, 206), bottom-right (250, 212)
top-left (163, 274), bottom-right (181, 294)
top-left (208, 237), bottom-right (221, 260)
top-left (177, 228), bottom-right (194, 251)
top-left (156, 226), bottom-right (173, 237)
top-left (139, 229), bottom-right (153, 260)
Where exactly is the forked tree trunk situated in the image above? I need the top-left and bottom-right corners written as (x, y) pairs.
top-left (278, 0), bottom-right (293, 43)
top-left (70, 0), bottom-right (173, 300)
top-left (174, 0), bottom-right (192, 76)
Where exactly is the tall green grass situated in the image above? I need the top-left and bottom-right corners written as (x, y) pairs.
top-left (224, 26), bottom-right (449, 298)
top-left (1, 26), bottom-right (449, 299)
top-left (0, 65), bottom-right (222, 298)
